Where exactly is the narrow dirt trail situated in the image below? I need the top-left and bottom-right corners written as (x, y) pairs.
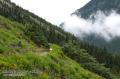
top-left (35, 47), bottom-right (50, 56)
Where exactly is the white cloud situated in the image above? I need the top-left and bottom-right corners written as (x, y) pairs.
top-left (11, 0), bottom-right (90, 25)
top-left (63, 11), bottom-right (120, 41)
top-left (10, 0), bottom-right (120, 41)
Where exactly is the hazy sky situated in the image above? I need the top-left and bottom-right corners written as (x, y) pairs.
top-left (10, 0), bottom-right (120, 40)
top-left (11, 0), bottom-right (90, 25)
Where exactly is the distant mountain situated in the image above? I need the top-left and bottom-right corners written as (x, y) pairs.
top-left (81, 33), bottom-right (120, 53)
top-left (73, 0), bottom-right (120, 53)
top-left (74, 0), bottom-right (120, 19)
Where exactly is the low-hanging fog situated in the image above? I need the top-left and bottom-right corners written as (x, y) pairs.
top-left (11, 0), bottom-right (120, 41)
top-left (62, 11), bottom-right (120, 41)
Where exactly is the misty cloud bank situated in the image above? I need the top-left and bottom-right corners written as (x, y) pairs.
top-left (61, 11), bottom-right (120, 41)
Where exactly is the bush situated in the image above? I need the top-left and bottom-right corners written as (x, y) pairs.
top-left (0, 45), bottom-right (7, 53)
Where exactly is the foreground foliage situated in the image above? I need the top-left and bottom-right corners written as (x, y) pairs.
top-left (0, 45), bottom-right (105, 79)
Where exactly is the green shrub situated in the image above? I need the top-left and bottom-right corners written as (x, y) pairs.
top-left (0, 45), bottom-right (7, 53)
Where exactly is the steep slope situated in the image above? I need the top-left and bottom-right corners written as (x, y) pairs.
top-left (82, 34), bottom-right (120, 53)
top-left (73, 0), bottom-right (120, 53)
top-left (0, 15), bottom-right (105, 79)
top-left (72, 0), bottom-right (120, 77)
top-left (74, 0), bottom-right (120, 19)
top-left (0, 16), bottom-right (36, 54)
top-left (0, 0), bottom-right (77, 47)
top-left (0, 0), bottom-right (118, 79)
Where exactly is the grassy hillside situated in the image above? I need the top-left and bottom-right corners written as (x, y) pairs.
top-left (0, 44), bottom-right (105, 79)
top-left (0, 0), bottom-right (118, 78)
top-left (0, 0), bottom-right (77, 47)
top-left (0, 14), bottom-right (105, 79)
top-left (0, 15), bottom-right (36, 54)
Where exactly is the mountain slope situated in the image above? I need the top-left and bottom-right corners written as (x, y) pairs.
top-left (73, 0), bottom-right (120, 53)
top-left (74, 0), bottom-right (120, 19)
top-left (0, 0), bottom-right (77, 47)
top-left (72, 0), bottom-right (120, 77)
top-left (0, 15), bottom-right (105, 79)
top-left (0, 0), bottom-right (118, 79)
